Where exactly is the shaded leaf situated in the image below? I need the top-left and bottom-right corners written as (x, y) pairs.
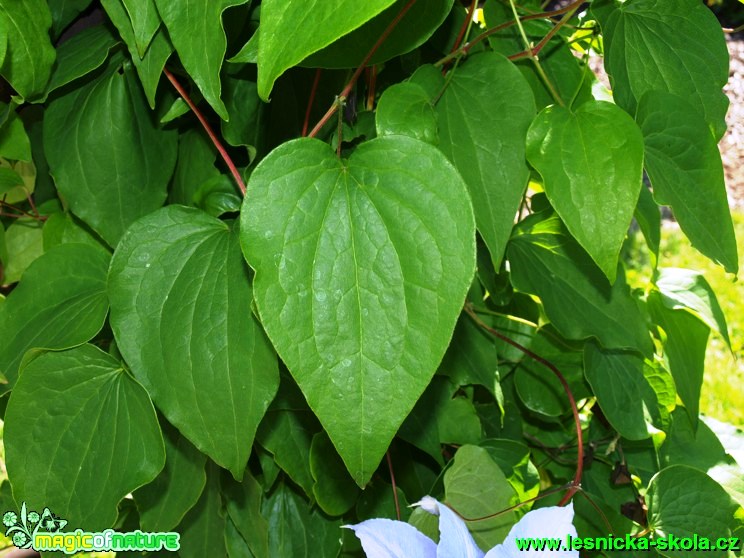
top-left (376, 82), bottom-right (437, 145)
top-left (44, 63), bottom-right (177, 245)
top-left (310, 432), bottom-right (360, 516)
top-left (601, 0), bottom-right (729, 139)
top-left (178, 463), bottom-right (228, 558)
top-left (1, 218), bottom-right (43, 285)
top-left (5, 344), bottom-right (165, 530)
top-left (135, 420), bottom-right (207, 532)
top-left (0, 243), bottom-right (109, 387)
top-left (636, 91), bottom-right (737, 274)
top-left (224, 471), bottom-right (269, 558)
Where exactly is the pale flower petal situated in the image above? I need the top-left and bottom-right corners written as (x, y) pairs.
top-left (346, 518), bottom-right (437, 558)
top-left (417, 496), bottom-right (485, 558)
top-left (485, 503), bottom-right (579, 558)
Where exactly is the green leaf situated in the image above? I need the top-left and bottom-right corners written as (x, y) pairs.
top-left (155, 0), bottom-right (250, 118)
top-left (44, 63), bottom-right (177, 246)
top-left (134, 420), bottom-right (207, 532)
top-left (0, 243), bottom-right (109, 387)
top-left (0, 222), bottom-right (6, 269)
top-left (636, 91), bottom-right (738, 274)
top-left (121, 0), bottom-right (161, 55)
top-left (0, 0), bottom-right (56, 100)
top-left (437, 52), bottom-right (536, 267)
top-left (526, 101), bottom-right (644, 282)
top-left (0, 166), bottom-right (24, 200)
top-left (240, 136), bottom-right (475, 485)
top-left (438, 315), bottom-right (499, 397)
top-left (224, 471), bottom-right (269, 558)
top-left (508, 214), bottom-right (652, 355)
top-left (647, 465), bottom-right (740, 558)
top-left (444, 445), bottom-right (518, 550)
top-left (310, 432), bottom-right (360, 516)
top-left (356, 478), bottom-right (409, 521)
top-left (648, 292), bottom-right (709, 427)
top-left (376, 82), bottom-right (437, 145)
top-left (101, 0), bottom-right (173, 108)
top-left (5, 344), bottom-right (165, 530)
top-left (1, 218), bottom-right (43, 285)
top-left (0, 107), bottom-right (32, 161)
top-left (193, 175), bottom-right (242, 217)
top-left (480, 439), bottom-right (540, 504)
top-left (178, 463), bottom-right (227, 558)
top-left (634, 186), bottom-right (661, 267)
top-left (584, 343), bottom-right (657, 440)
top-left (45, 25), bottom-right (120, 96)
top-left (256, 0), bottom-right (395, 100)
top-left (170, 129), bottom-right (220, 205)
top-left (221, 73), bottom-right (263, 157)
top-left (601, 0), bottom-right (729, 139)
top-left (109, 206), bottom-right (279, 479)
top-left (302, 0), bottom-right (454, 69)
top-left (42, 212), bottom-right (106, 252)
top-left (49, 0), bottom-right (94, 39)
top-left (262, 481), bottom-right (343, 558)
top-left (660, 408), bottom-right (730, 473)
top-left (654, 267), bottom-right (731, 349)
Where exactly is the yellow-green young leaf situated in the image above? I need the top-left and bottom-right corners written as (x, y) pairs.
top-left (0, 0), bottom-right (55, 100)
top-left (601, 0), bottom-right (729, 140)
top-left (256, 0), bottom-right (396, 100)
top-left (44, 63), bottom-right (177, 246)
top-left (437, 52), bottom-right (536, 269)
top-left (0, 107), bottom-right (32, 162)
top-left (134, 420), bottom-right (207, 533)
top-left (647, 465), bottom-right (740, 558)
top-left (636, 91), bottom-right (738, 275)
top-left (444, 445), bottom-right (518, 550)
top-left (0, 243), bottom-right (110, 388)
top-left (121, 0), bottom-right (161, 55)
top-left (5, 344), bottom-right (165, 531)
top-left (508, 215), bottom-right (653, 355)
top-left (241, 136), bottom-right (475, 486)
top-left (1, 218), bottom-right (43, 285)
top-left (101, 0), bottom-right (173, 108)
top-left (155, 0), bottom-right (250, 119)
top-left (526, 101), bottom-right (644, 282)
top-left (108, 206), bottom-right (279, 479)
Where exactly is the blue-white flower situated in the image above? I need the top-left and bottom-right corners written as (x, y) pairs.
top-left (346, 496), bottom-right (579, 558)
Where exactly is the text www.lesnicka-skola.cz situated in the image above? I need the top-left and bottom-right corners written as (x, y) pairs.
top-left (515, 534), bottom-right (741, 552)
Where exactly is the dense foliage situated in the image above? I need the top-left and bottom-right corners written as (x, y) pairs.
top-left (0, 0), bottom-right (742, 556)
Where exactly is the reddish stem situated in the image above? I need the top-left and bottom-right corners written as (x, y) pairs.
top-left (163, 68), bottom-right (246, 196)
top-left (366, 65), bottom-right (378, 111)
top-left (303, 69), bottom-right (323, 136)
top-left (464, 305), bottom-right (583, 505)
top-left (508, 5), bottom-right (577, 62)
top-left (386, 451), bottom-right (401, 520)
top-left (308, 0), bottom-right (418, 138)
top-left (452, 0), bottom-right (478, 54)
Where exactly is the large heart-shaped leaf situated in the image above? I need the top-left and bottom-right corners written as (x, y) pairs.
top-left (437, 52), bottom-right (536, 268)
top-left (5, 344), bottom-right (165, 531)
top-left (0, 243), bottom-right (110, 388)
top-left (601, 0), bottom-right (729, 140)
top-left (109, 206), bottom-right (279, 479)
top-left (44, 63), bottom-right (177, 246)
top-left (240, 136), bottom-right (476, 485)
top-left (256, 0), bottom-right (395, 100)
top-left (526, 101), bottom-right (644, 282)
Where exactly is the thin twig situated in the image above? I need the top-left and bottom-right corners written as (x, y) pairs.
top-left (308, 0), bottom-right (418, 138)
top-left (163, 68), bottom-right (246, 196)
top-left (386, 451), bottom-right (401, 521)
top-left (302, 69), bottom-right (323, 136)
top-left (464, 304), bottom-right (583, 505)
top-left (452, 0), bottom-right (479, 54)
